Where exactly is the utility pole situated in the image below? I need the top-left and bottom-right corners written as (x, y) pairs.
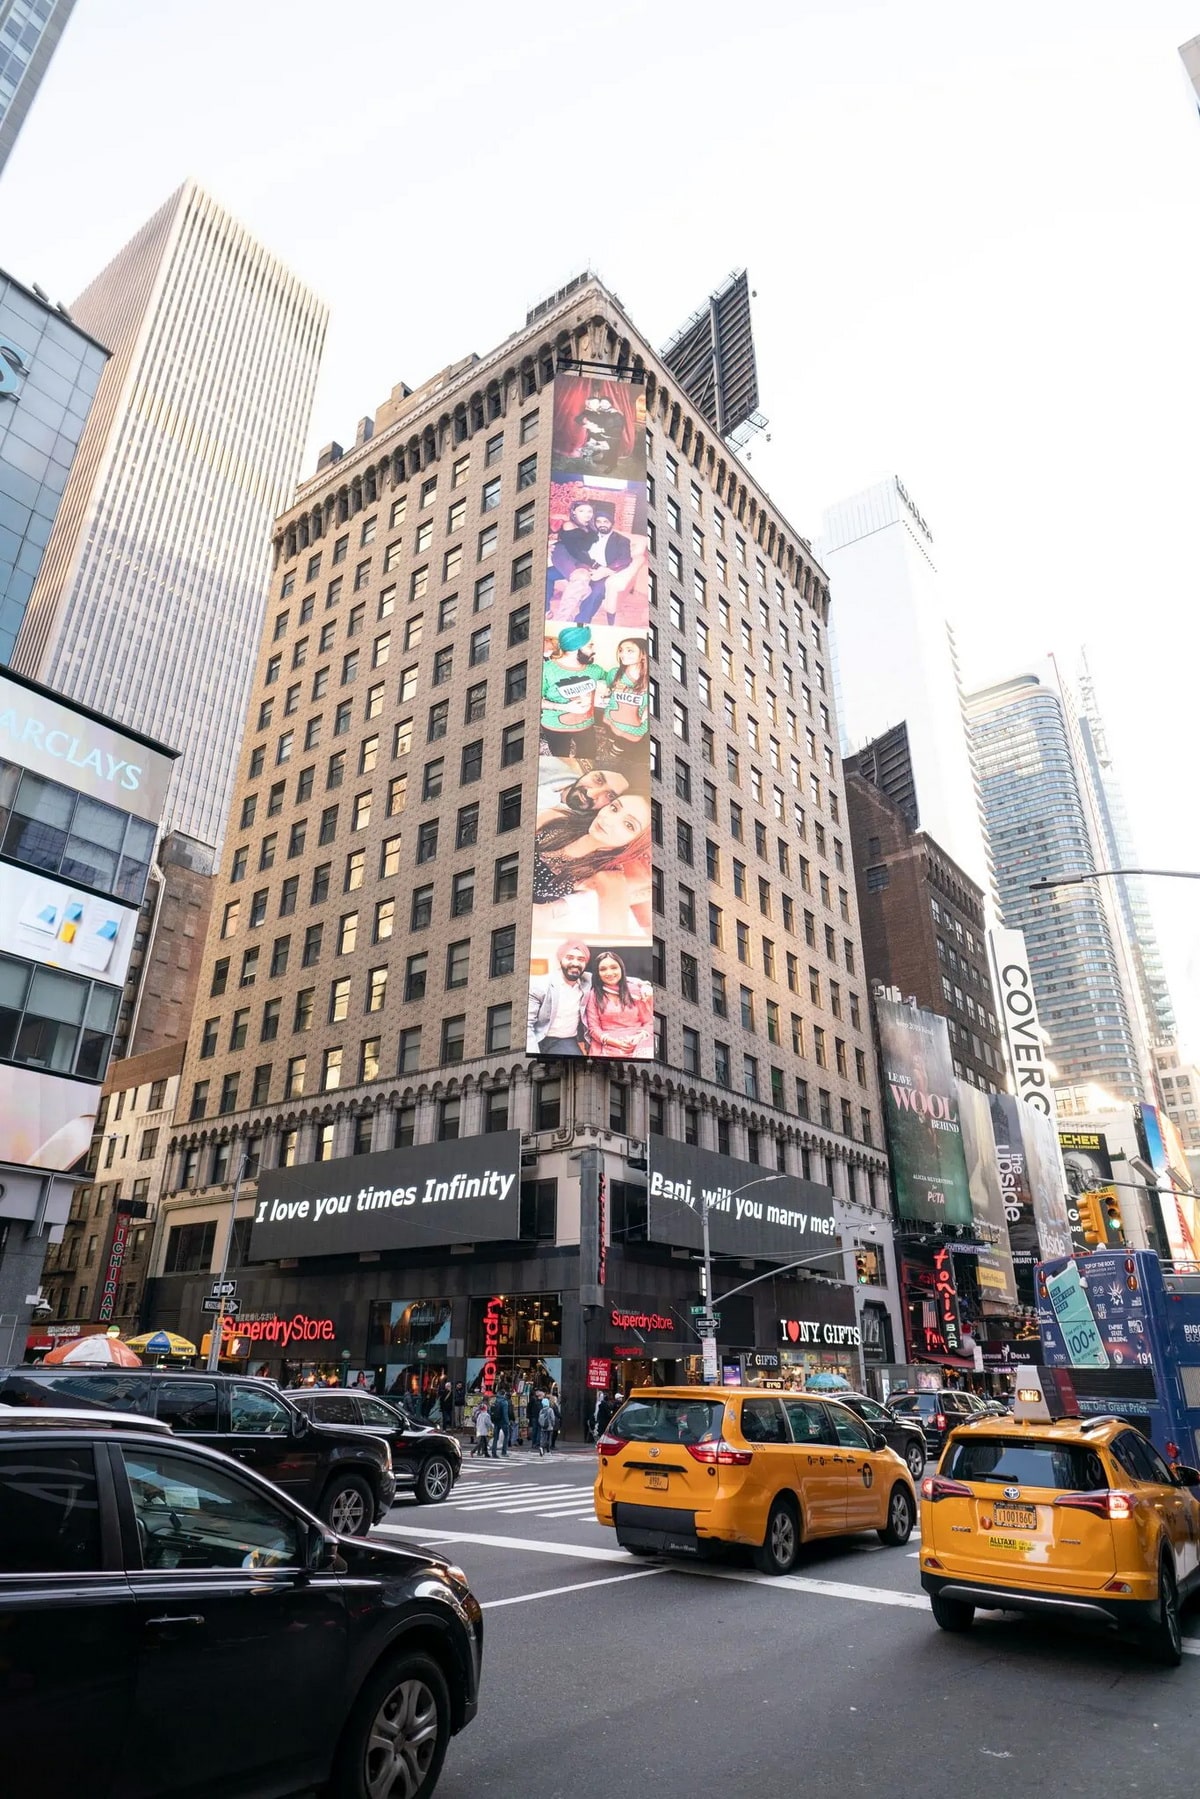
top-left (205, 1152), bottom-right (248, 1373)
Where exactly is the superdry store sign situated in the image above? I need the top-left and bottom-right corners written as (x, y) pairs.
top-left (249, 1132), bottom-right (523, 1260)
top-left (648, 1140), bottom-right (836, 1261)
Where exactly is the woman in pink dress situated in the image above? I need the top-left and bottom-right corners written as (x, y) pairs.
top-left (582, 949), bottom-right (654, 1058)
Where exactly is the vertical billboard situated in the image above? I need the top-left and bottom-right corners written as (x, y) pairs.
top-left (875, 997), bottom-right (972, 1227)
top-left (957, 1082), bottom-right (1017, 1308)
top-left (987, 927), bottom-right (1058, 1122)
top-left (1138, 1103), bottom-right (1200, 1270)
top-left (527, 374), bottom-right (654, 1059)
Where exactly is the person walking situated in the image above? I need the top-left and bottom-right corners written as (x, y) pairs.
top-left (472, 1399), bottom-right (492, 1458)
top-left (526, 1386), bottom-right (540, 1452)
top-left (595, 1391), bottom-right (616, 1439)
top-left (489, 1389), bottom-right (510, 1457)
top-left (537, 1391), bottom-right (556, 1458)
top-left (439, 1379), bottom-right (453, 1432)
top-left (453, 1379), bottom-right (465, 1431)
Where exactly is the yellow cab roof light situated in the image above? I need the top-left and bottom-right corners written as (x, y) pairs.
top-left (1012, 1367), bottom-right (1080, 1424)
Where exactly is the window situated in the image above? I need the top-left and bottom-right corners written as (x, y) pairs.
top-left (437, 594), bottom-right (458, 632)
top-left (442, 1015), bottom-right (466, 1063)
top-left (387, 773), bottom-right (408, 817)
top-left (497, 786), bottom-right (522, 832)
top-left (514, 501), bottom-right (535, 538)
top-left (416, 820), bottom-right (439, 864)
top-left (428, 700), bottom-right (449, 741)
top-left (422, 759), bottom-right (444, 801)
top-left (478, 524), bottom-right (498, 559)
top-left (310, 863), bottom-right (331, 904)
top-left (219, 1072), bottom-right (239, 1114)
top-left (398, 1028), bottom-right (422, 1074)
top-left (338, 911), bottom-right (359, 955)
top-left (501, 722), bottom-right (524, 766)
top-left (239, 947), bottom-right (259, 987)
top-left (457, 803), bottom-right (480, 848)
top-left (494, 853), bottom-right (519, 900)
top-left (446, 940), bottom-right (471, 990)
top-left (261, 997), bottom-right (280, 1042)
top-left (509, 603), bottom-right (531, 645)
top-left (322, 1046), bottom-right (343, 1091)
top-left (189, 1079), bottom-right (209, 1121)
top-left (490, 925), bottom-right (517, 976)
top-left (405, 954), bottom-right (428, 1002)
top-left (302, 923), bottom-right (323, 966)
top-left (511, 550), bottom-right (533, 589)
top-left (534, 1078), bottom-right (561, 1131)
top-left (465, 681), bottom-right (487, 723)
top-left (229, 1007), bottom-right (250, 1051)
top-left (199, 1016), bottom-right (218, 1058)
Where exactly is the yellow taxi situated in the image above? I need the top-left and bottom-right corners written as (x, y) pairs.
top-left (594, 1385), bottom-right (916, 1574)
top-left (919, 1368), bottom-right (1200, 1664)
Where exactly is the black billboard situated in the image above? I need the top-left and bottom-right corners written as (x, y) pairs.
top-left (648, 1140), bottom-right (837, 1263)
top-left (249, 1132), bottom-right (522, 1261)
top-left (661, 269), bottom-right (760, 439)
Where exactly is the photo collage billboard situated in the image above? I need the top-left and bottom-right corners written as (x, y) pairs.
top-left (527, 375), bottom-right (653, 1060)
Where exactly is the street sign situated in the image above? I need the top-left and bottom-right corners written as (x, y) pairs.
top-left (210, 1279), bottom-right (238, 1298)
top-left (416, 1347), bottom-right (428, 1360)
top-left (201, 1296), bottom-right (241, 1315)
top-left (696, 1319), bottom-right (719, 1338)
top-left (702, 1336), bottom-right (719, 1383)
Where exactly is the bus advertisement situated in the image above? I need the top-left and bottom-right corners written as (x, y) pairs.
top-left (1037, 1249), bottom-right (1200, 1466)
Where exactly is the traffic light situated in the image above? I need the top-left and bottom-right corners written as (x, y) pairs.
top-left (855, 1249), bottom-right (869, 1284)
top-left (1101, 1191), bottom-right (1125, 1247)
top-left (1076, 1193), bottom-right (1106, 1248)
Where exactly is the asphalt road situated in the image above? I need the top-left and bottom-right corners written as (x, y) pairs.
top-left (377, 1449), bottom-right (1200, 1799)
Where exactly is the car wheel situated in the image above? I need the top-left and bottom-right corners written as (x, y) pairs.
top-left (879, 1483), bottom-right (915, 1546)
top-left (930, 1592), bottom-right (974, 1633)
top-left (332, 1648), bottom-right (451, 1799)
top-left (754, 1497), bottom-right (801, 1576)
top-left (904, 1440), bottom-right (926, 1480)
top-left (1146, 1558), bottom-right (1183, 1667)
top-left (415, 1456), bottom-right (455, 1505)
top-left (323, 1474), bottom-right (374, 1536)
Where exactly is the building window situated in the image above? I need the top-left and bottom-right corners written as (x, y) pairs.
top-left (442, 1015), bottom-right (466, 1064)
top-left (487, 1005), bottom-right (512, 1054)
top-left (398, 1028), bottom-right (422, 1075)
top-left (535, 1078), bottom-right (561, 1131)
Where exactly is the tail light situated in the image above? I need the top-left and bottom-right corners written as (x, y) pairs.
top-left (921, 1475), bottom-right (973, 1501)
top-left (686, 1439), bottom-right (753, 1467)
top-left (936, 1413), bottom-right (947, 1432)
top-left (1054, 1489), bottom-right (1134, 1520)
top-left (596, 1432), bottom-right (627, 1458)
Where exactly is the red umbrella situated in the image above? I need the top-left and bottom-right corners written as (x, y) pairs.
top-left (43, 1333), bottom-right (142, 1367)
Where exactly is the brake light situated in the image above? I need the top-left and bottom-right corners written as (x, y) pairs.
top-left (1053, 1489), bottom-right (1134, 1520)
top-left (921, 1475), bottom-right (973, 1501)
top-left (936, 1413), bottom-right (947, 1432)
top-left (596, 1433), bottom-right (627, 1458)
top-left (686, 1439), bottom-right (754, 1467)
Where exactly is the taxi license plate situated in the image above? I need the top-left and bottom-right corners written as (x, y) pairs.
top-left (993, 1503), bottom-right (1037, 1530)
top-left (645, 1473), bottom-right (669, 1491)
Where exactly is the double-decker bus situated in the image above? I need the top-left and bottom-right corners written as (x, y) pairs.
top-left (1037, 1249), bottom-right (1200, 1466)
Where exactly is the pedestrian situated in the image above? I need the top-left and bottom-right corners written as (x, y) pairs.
top-left (538, 1391), bottom-right (555, 1458)
top-left (490, 1389), bottom-right (510, 1457)
top-left (526, 1386), bottom-right (539, 1451)
top-left (453, 1379), bottom-right (465, 1431)
top-left (595, 1391), bottom-right (615, 1438)
top-left (472, 1399), bottom-right (492, 1457)
top-left (439, 1379), bottom-right (453, 1432)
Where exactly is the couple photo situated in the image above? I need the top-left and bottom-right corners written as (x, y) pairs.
top-left (532, 757), bottom-right (651, 938)
top-left (540, 623), bottom-right (649, 765)
top-left (546, 495), bottom-right (649, 628)
top-left (527, 939), bottom-right (654, 1059)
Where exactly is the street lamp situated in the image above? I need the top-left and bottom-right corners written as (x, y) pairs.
top-left (1030, 868), bottom-right (1200, 892)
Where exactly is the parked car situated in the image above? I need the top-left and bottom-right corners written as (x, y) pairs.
top-left (291, 1388), bottom-right (461, 1505)
top-left (0, 1405), bottom-right (481, 1798)
top-left (886, 1388), bottom-right (985, 1456)
top-left (0, 1367), bottom-right (394, 1536)
top-left (834, 1391), bottom-right (928, 1478)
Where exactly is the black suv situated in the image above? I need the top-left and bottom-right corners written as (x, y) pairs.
top-left (0, 1406), bottom-right (481, 1799)
top-left (0, 1368), bottom-right (394, 1536)
top-left (886, 1388), bottom-right (986, 1455)
top-left (835, 1391), bottom-right (928, 1478)
top-left (291, 1388), bottom-right (462, 1505)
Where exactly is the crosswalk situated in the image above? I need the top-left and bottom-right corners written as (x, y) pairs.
top-left (432, 1468), bottom-right (600, 1523)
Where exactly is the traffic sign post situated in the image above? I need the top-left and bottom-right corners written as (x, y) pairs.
top-left (201, 1296), bottom-right (241, 1315)
top-left (210, 1279), bottom-right (238, 1299)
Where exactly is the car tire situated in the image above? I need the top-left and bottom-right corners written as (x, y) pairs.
top-left (754, 1497), bottom-right (801, 1576)
top-left (879, 1483), bottom-right (915, 1547)
top-left (331, 1648), bottom-right (451, 1799)
top-left (930, 1592), bottom-right (974, 1633)
top-left (322, 1473), bottom-right (374, 1536)
top-left (1146, 1558), bottom-right (1183, 1667)
top-left (415, 1455), bottom-right (456, 1505)
top-left (904, 1440), bottom-right (926, 1480)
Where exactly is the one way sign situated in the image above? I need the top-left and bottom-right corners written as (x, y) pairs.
top-left (210, 1279), bottom-right (238, 1298)
top-left (202, 1296), bottom-right (240, 1315)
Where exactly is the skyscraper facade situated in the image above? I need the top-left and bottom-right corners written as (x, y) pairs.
top-left (964, 664), bottom-right (1145, 1101)
top-left (11, 180), bottom-right (328, 852)
top-left (819, 477), bottom-right (991, 896)
top-left (0, 0), bottom-right (75, 175)
top-left (141, 276), bottom-right (901, 1401)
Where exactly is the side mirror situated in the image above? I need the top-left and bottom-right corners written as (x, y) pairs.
top-left (292, 1410), bottom-right (309, 1436)
top-left (305, 1522), bottom-right (340, 1571)
top-left (870, 1429), bottom-right (888, 1452)
top-left (1174, 1464), bottom-right (1200, 1486)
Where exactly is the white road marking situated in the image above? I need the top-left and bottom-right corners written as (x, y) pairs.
top-left (482, 1568), bottom-right (668, 1609)
top-left (375, 1524), bottom-right (632, 1561)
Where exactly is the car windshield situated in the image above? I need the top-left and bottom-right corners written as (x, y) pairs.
top-left (609, 1398), bottom-right (725, 1445)
top-left (890, 1394), bottom-right (938, 1417)
top-left (943, 1436), bottom-right (1108, 1491)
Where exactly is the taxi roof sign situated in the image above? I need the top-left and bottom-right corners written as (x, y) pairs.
top-left (1013, 1366), bottom-right (1079, 1423)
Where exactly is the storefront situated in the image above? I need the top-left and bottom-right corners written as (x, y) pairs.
top-left (369, 1298), bottom-right (455, 1413)
top-left (464, 1291), bottom-right (563, 1408)
top-left (777, 1281), bottom-right (864, 1388)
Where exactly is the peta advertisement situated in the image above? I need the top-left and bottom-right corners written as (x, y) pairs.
top-left (249, 1131), bottom-right (523, 1260)
top-left (875, 995), bottom-right (972, 1228)
top-left (647, 1140), bottom-right (837, 1262)
top-left (527, 372), bottom-right (654, 1061)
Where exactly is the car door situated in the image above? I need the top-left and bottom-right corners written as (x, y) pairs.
top-left (358, 1395), bottom-right (414, 1478)
top-left (0, 1438), bottom-right (138, 1796)
top-left (825, 1402), bottom-right (886, 1531)
top-left (738, 1396), bottom-right (793, 1534)
top-left (226, 1382), bottom-right (319, 1501)
top-left (853, 1394), bottom-right (907, 1459)
top-left (1115, 1431), bottom-right (1198, 1586)
top-left (114, 1439), bottom-right (348, 1798)
top-left (781, 1397), bottom-right (845, 1536)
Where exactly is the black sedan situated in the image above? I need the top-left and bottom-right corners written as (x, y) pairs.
top-left (292, 1387), bottom-right (462, 1505)
top-left (835, 1391), bottom-right (928, 1478)
top-left (0, 1406), bottom-right (481, 1799)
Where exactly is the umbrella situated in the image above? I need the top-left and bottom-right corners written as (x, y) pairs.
top-left (805, 1371), bottom-right (851, 1391)
top-left (125, 1330), bottom-right (197, 1357)
top-left (44, 1334), bottom-right (142, 1367)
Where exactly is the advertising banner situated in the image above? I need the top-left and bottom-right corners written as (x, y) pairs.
top-left (647, 1139), bottom-right (838, 1262)
top-left (0, 669), bottom-right (175, 824)
top-left (527, 373), bottom-right (654, 1061)
top-left (957, 1082), bottom-right (1017, 1307)
top-left (249, 1132), bottom-right (522, 1260)
top-left (0, 860), bottom-right (137, 985)
top-left (987, 927), bottom-right (1057, 1121)
top-left (1037, 1252), bottom-right (1152, 1371)
top-left (777, 1280), bottom-right (861, 1350)
top-left (0, 1064), bottom-right (97, 1171)
top-left (1022, 1106), bottom-right (1076, 1265)
top-left (989, 1092), bottom-right (1038, 1266)
top-left (875, 997), bottom-right (972, 1228)
top-left (1138, 1103), bottom-right (1200, 1270)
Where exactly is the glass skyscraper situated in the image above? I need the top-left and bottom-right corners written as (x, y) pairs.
top-left (0, 0), bottom-right (76, 175)
top-left (964, 663), bottom-right (1146, 1101)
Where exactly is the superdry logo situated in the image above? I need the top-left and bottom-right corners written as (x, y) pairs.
top-left (609, 1309), bottom-right (673, 1332)
top-left (235, 1313), bottom-right (336, 1347)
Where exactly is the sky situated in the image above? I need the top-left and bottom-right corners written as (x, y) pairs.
top-left (1, 0), bottom-right (1198, 1056)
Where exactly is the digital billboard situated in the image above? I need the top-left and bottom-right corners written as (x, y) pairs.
top-left (249, 1132), bottom-right (523, 1260)
top-left (0, 861), bottom-right (137, 985)
top-left (0, 1065), bottom-right (97, 1171)
top-left (957, 1082), bottom-right (1017, 1307)
top-left (647, 1139), bottom-right (838, 1262)
top-left (527, 373), bottom-right (653, 1060)
top-left (987, 927), bottom-right (1057, 1121)
top-left (0, 669), bottom-right (175, 825)
top-left (1139, 1103), bottom-right (1200, 1270)
top-left (875, 996), bottom-right (972, 1228)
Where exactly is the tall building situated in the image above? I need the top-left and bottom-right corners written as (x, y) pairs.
top-left (1153, 1042), bottom-right (1200, 1159)
top-left (964, 663), bottom-right (1145, 1102)
top-left (1075, 650), bottom-right (1176, 1043)
top-left (142, 276), bottom-right (902, 1407)
top-left (845, 769), bottom-right (1004, 1094)
top-left (0, 0), bottom-right (76, 176)
top-left (11, 180), bottom-right (328, 853)
top-left (819, 476), bottom-right (991, 895)
top-left (0, 267), bottom-right (107, 660)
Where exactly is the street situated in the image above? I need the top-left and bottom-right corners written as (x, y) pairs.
top-left (377, 1453), bottom-right (1200, 1799)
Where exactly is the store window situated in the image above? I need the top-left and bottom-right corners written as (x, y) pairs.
top-left (465, 1292), bottom-right (562, 1401)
